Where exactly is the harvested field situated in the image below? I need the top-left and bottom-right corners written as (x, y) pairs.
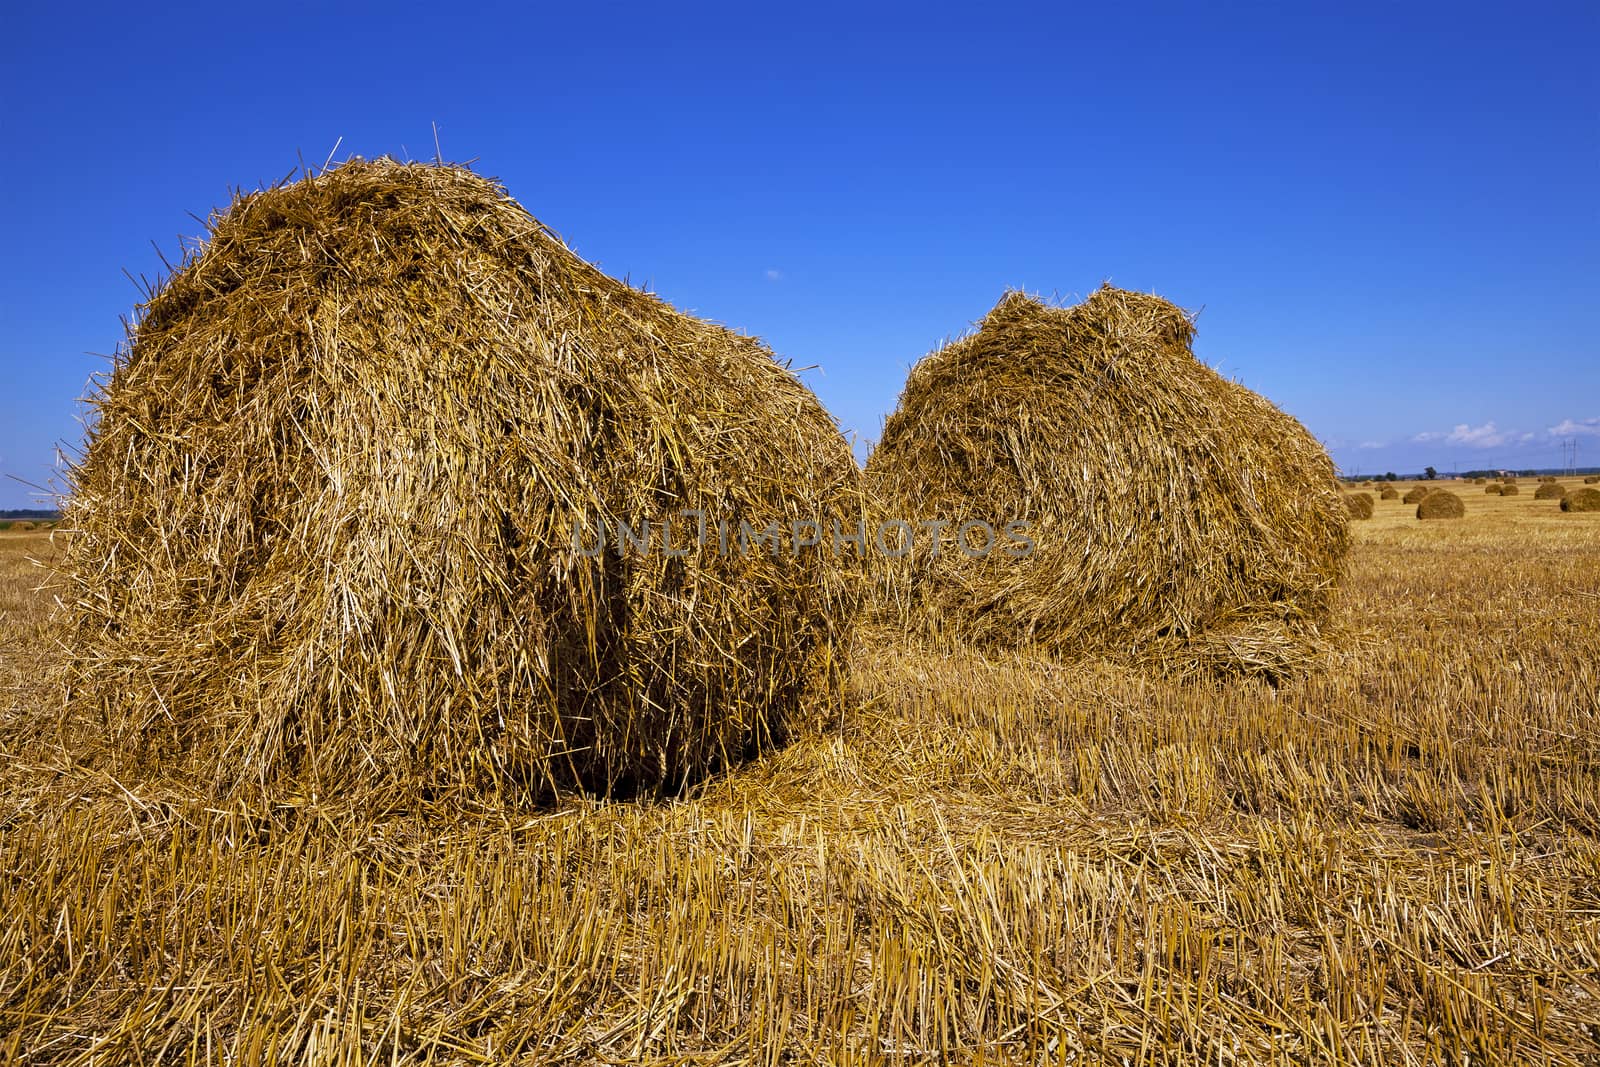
top-left (2, 479), bottom-right (1599, 1063)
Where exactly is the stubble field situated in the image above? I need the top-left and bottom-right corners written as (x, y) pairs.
top-left (1, 480), bottom-right (1597, 1064)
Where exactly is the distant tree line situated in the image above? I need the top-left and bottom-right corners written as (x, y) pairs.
top-left (1337, 467), bottom-right (1600, 484)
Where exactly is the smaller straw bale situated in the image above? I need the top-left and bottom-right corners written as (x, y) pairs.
top-left (1561, 488), bottom-right (1600, 512)
top-left (1416, 491), bottom-right (1465, 520)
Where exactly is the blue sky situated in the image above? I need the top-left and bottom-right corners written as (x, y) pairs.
top-left (2, 2), bottom-right (1596, 507)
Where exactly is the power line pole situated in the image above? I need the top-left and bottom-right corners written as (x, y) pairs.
top-left (1558, 437), bottom-right (1578, 476)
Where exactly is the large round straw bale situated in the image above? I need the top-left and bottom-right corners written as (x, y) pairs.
top-left (58, 160), bottom-right (863, 805)
top-left (1534, 483), bottom-right (1567, 500)
top-left (1402, 486), bottom-right (1432, 504)
top-left (1344, 493), bottom-right (1374, 519)
top-left (10, 521), bottom-right (35, 532)
top-left (1538, 476), bottom-right (1557, 483)
top-left (1561, 488), bottom-right (1600, 512)
top-left (1500, 483), bottom-right (1520, 496)
top-left (1380, 487), bottom-right (1400, 500)
top-left (865, 288), bottom-right (1348, 675)
top-left (1416, 490), bottom-right (1465, 520)
top-left (1484, 484), bottom-right (1504, 495)
top-left (1472, 477), bottom-right (1486, 484)
top-left (1584, 476), bottom-right (1598, 485)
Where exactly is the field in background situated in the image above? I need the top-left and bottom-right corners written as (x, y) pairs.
top-left (1, 480), bottom-right (1597, 1064)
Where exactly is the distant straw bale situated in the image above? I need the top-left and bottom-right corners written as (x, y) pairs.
top-left (1416, 491), bottom-right (1465, 520)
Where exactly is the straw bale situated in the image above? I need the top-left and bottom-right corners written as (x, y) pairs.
top-left (866, 287), bottom-right (1347, 675)
top-left (58, 160), bottom-right (863, 805)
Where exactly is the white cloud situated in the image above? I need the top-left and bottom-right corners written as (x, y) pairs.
top-left (1547, 416), bottom-right (1600, 437)
top-left (1412, 421), bottom-right (1511, 448)
top-left (1401, 415), bottom-right (1600, 457)
top-left (764, 269), bottom-right (784, 282)
top-left (1358, 440), bottom-right (1386, 449)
